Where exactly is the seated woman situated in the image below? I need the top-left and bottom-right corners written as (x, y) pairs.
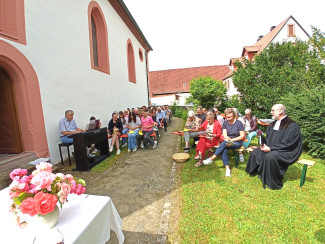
top-left (108, 112), bottom-right (123, 155)
top-left (140, 109), bottom-right (157, 149)
top-left (119, 111), bottom-right (128, 148)
top-left (126, 112), bottom-right (141, 152)
top-left (194, 112), bottom-right (221, 167)
top-left (149, 108), bottom-right (158, 142)
top-left (183, 110), bottom-right (201, 153)
top-left (203, 108), bottom-right (245, 177)
top-left (240, 108), bottom-right (258, 161)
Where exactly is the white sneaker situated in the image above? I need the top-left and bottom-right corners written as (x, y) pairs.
top-left (226, 169), bottom-right (231, 177)
top-left (140, 142), bottom-right (144, 149)
top-left (128, 149), bottom-right (131, 152)
top-left (109, 146), bottom-right (113, 152)
top-left (117, 149), bottom-right (121, 155)
top-left (153, 141), bottom-right (157, 149)
top-left (92, 149), bottom-right (98, 154)
top-left (239, 154), bottom-right (244, 162)
top-left (122, 142), bottom-right (127, 148)
top-left (133, 147), bottom-right (137, 152)
top-left (203, 158), bottom-right (213, 165)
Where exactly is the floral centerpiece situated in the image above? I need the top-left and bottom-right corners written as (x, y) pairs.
top-left (8, 162), bottom-right (86, 228)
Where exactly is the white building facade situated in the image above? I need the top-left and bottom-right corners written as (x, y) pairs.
top-left (0, 0), bottom-right (152, 163)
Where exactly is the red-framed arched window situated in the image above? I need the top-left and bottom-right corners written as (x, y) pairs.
top-left (0, 0), bottom-right (26, 44)
top-left (127, 39), bottom-right (136, 83)
top-left (88, 1), bottom-right (110, 74)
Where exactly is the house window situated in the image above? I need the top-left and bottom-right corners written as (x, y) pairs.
top-left (287, 24), bottom-right (295, 37)
top-left (0, 0), bottom-right (26, 44)
top-left (139, 48), bottom-right (143, 62)
top-left (183, 83), bottom-right (186, 87)
top-left (88, 1), bottom-right (110, 74)
top-left (127, 39), bottom-right (136, 83)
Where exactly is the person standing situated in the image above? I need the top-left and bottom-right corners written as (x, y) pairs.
top-left (245, 104), bottom-right (302, 190)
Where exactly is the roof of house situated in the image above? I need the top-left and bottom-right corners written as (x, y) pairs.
top-left (226, 15), bottom-right (311, 80)
top-left (109, 0), bottom-right (152, 51)
top-left (149, 65), bottom-right (230, 95)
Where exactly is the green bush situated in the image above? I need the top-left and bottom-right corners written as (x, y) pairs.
top-left (172, 106), bottom-right (188, 121)
top-left (280, 86), bottom-right (325, 159)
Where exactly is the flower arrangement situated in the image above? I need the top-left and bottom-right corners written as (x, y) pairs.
top-left (8, 162), bottom-right (86, 228)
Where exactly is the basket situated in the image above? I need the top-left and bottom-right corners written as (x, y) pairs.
top-left (172, 153), bottom-right (190, 163)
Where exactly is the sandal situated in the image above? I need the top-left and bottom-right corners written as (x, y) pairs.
top-left (194, 155), bottom-right (201, 160)
top-left (194, 161), bottom-right (203, 167)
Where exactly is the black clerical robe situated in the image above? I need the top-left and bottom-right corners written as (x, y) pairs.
top-left (245, 116), bottom-right (302, 190)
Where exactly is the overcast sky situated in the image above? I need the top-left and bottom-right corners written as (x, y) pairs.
top-left (123, 0), bottom-right (325, 71)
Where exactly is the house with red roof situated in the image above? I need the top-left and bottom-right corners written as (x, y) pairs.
top-left (223, 15), bottom-right (310, 96)
top-left (148, 65), bottom-right (230, 105)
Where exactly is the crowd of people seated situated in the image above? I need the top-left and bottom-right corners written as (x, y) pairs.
top-left (59, 103), bottom-right (302, 190)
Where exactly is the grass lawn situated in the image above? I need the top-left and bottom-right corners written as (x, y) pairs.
top-left (179, 138), bottom-right (325, 243)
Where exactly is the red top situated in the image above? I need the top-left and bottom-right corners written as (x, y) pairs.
top-left (200, 120), bottom-right (222, 146)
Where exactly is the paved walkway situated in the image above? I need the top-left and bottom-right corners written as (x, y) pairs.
top-left (57, 117), bottom-right (183, 243)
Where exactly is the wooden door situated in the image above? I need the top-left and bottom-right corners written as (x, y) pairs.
top-left (0, 68), bottom-right (24, 153)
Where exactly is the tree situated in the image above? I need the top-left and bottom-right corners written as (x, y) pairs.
top-left (233, 40), bottom-right (325, 118)
top-left (187, 76), bottom-right (227, 108)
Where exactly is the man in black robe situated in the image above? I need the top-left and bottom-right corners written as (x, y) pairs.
top-left (245, 104), bottom-right (302, 190)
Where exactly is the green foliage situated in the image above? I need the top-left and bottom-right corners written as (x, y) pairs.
top-left (221, 95), bottom-right (246, 114)
top-left (280, 86), bottom-right (325, 159)
top-left (310, 26), bottom-right (325, 60)
top-left (233, 40), bottom-right (325, 119)
top-left (187, 76), bottom-right (227, 108)
top-left (173, 106), bottom-right (188, 120)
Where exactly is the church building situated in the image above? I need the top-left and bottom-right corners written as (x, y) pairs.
top-left (0, 0), bottom-right (152, 164)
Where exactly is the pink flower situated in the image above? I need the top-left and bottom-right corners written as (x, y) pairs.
top-left (30, 171), bottom-right (56, 191)
top-left (69, 179), bottom-right (77, 194)
top-left (9, 180), bottom-right (29, 199)
top-left (75, 184), bottom-right (86, 195)
top-left (55, 173), bottom-right (66, 180)
top-left (36, 162), bottom-right (53, 173)
top-left (34, 192), bottom-right (58, 215)
top-left (60, 182), bottom-right (71, 196)
top-left (19, 197), bottom-right (38, 216)
top-left (10, 169), bottom-right (28, 180)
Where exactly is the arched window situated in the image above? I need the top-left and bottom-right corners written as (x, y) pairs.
top-left (127, 39), bottom-right (136, 83)
top-left (139, 48), bottom-right (143, 62)
top-left (0, 0), bottom-right (26, 44)
top-left (88, 1), bottom-right (110, 74)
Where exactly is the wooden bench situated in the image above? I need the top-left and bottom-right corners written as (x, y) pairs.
top-left (296, 159), bottom-right (316, 187)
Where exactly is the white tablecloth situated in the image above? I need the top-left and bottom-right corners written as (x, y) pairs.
top-left (0, 188), bottom-right (124, 244)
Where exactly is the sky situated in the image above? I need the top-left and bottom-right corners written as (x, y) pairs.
top-left (123, 0), bottom-right (325, 71)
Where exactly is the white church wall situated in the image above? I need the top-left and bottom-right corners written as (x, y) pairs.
top-left (1, 0), bottom-right (149, 163)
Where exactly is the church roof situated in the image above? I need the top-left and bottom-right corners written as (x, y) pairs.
top-left (149, 65), bottom-right (230, 95)
top-left (109, 0), bottom-right (152, 51)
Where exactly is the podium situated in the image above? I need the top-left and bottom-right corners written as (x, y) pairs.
top-left (69, 127), bottom-right (109, 171)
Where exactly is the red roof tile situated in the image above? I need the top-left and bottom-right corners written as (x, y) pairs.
top-left (149, 65), bottom-right (230, 95)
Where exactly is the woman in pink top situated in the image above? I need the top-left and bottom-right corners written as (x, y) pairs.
top-left (141, 110), bottom-right (157, 149)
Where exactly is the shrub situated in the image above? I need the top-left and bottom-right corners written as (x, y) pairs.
top-left (280, 86), bottom-right (325, 159)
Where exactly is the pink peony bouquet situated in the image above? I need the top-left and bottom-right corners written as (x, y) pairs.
top-left (8, 162), bottom-right (86, 228)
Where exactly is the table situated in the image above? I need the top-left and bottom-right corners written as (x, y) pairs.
top-left (0, 188), bottom-right (124, 244)
top-left (172, 131), bottom-right (184, 147)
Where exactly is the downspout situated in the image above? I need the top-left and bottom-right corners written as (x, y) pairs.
top-left (145, 49), bottom-right (151, 106)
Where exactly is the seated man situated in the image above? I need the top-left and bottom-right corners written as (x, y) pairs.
top-left (245, 104), bottom-right (302, 190)
top-left (59, 110), bottom-right (84, 143)
top-left (156, 107), bottom-right (167, 132)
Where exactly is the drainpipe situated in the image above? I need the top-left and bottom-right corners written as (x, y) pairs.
top-left (145, 49), bottom-right (151, 106)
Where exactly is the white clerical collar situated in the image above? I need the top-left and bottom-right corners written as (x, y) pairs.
top-left (273, 115), bottom-right (287, 130)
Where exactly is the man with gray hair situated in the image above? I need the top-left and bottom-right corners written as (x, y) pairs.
top-left (245, 104), bottom-right (302, 190)
top-left (59, 110), bottom-right (84, 143)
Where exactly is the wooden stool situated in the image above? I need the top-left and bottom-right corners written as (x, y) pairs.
top-left (297, 159), bottom-right (316, 187)
top-left (58, 142), bottom-right (73, 166)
